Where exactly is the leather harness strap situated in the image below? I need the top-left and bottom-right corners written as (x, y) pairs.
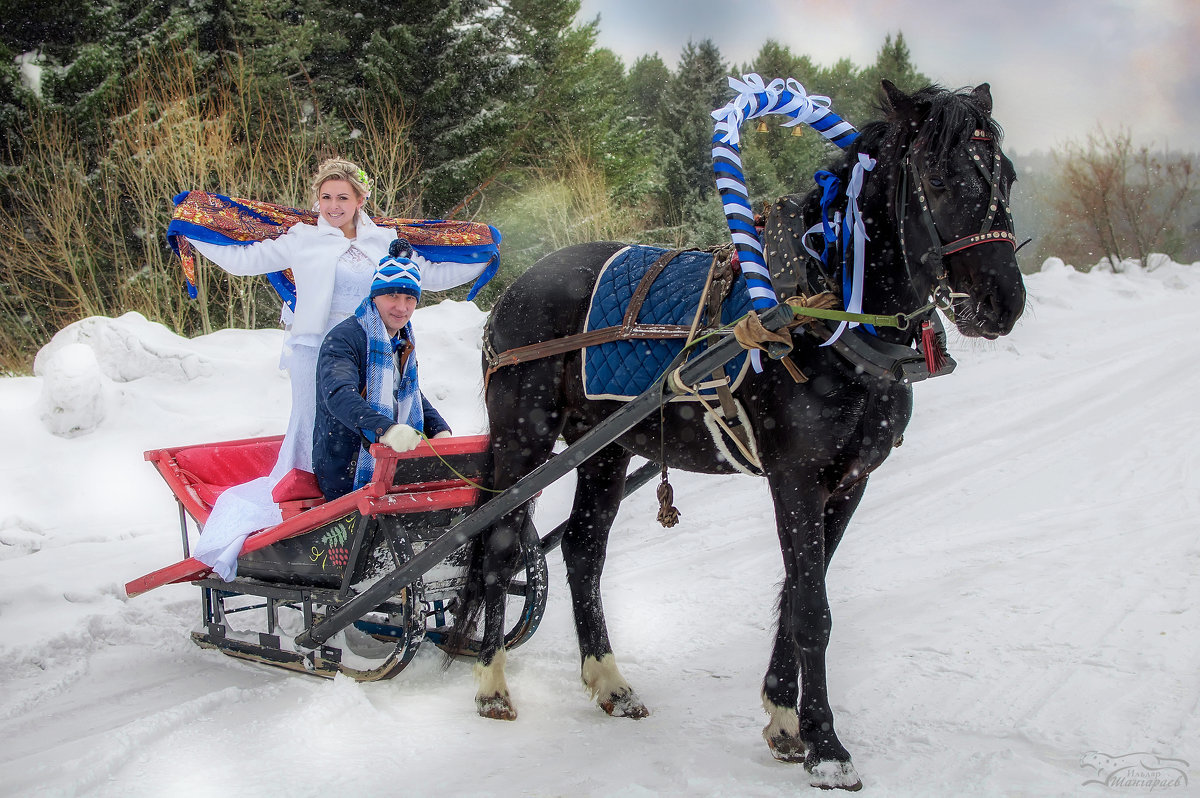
top-left (623, 248), bottom-right (688, 333)
top-left (696, 251), bottom-right (749, 444)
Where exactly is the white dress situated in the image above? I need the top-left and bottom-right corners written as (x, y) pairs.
top-left (190, 244), bottom-right (377, 581)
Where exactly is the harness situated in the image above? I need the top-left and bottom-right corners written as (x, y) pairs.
top-left (780, 127), bottom-right (1020, 379)
top-left (482, 247), bottom-right (727, 389)
top-left (484, 132), bottom-right (1020, 411)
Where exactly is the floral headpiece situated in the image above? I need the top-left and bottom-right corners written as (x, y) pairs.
top-left (354, 168), bottom-right (372, 199)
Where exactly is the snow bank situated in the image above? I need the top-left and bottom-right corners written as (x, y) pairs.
top-left (1, 260), bottom-right (1198, 797)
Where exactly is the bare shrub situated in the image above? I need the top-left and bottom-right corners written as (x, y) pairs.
top-left (1040, 127), bottom-right (1197, 270)
top-left (0, 47), bottom-right (421, 372)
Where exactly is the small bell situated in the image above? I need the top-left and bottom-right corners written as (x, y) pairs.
top-left (791, 125), bottom-right (803, 137)
top-left (755, 120), bottom-right (769, 134)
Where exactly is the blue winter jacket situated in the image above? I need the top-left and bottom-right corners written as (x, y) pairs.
top-left (313, 315), bottom-right (450, 500)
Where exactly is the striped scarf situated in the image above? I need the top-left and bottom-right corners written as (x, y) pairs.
top-left (353, 297), bottom-right (424, 490)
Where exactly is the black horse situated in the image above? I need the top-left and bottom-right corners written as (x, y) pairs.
top-left (454, 80), bottom-right (1026, 790)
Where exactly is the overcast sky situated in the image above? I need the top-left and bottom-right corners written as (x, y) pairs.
top-left (575, 0), bottom-right (1200, 155)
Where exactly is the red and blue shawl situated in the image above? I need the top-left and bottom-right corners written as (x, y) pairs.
top-left (166, 191), bottom-right (501, 307)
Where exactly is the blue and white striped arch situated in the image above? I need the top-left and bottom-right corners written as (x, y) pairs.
top-left (711, 74), bottom-right (860, 313)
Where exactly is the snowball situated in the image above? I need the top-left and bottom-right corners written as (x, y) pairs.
top-left (37, 343), bottom-right (107, 438)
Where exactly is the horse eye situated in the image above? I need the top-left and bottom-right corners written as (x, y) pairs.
top-left (927, 177), bottom-right (946, 189)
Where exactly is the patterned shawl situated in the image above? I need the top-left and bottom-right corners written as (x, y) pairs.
top-left (166, 191), bottom-right (501, 306)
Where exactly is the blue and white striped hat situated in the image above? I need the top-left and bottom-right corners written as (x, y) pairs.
top-left (370, 238), bottom-right (421, 300)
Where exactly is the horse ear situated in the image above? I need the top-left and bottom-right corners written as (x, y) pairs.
top-left (881, 79), bottom-right (913, 118)
top-left (970, 83), bottom-right (993, 115)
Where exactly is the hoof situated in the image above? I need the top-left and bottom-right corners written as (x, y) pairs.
top-left (600, 687), bottom-right (649, 719)
top-left (476, 693), bottom-right (517, 721)
top-left (806, 759), bottom-right (862, 791)
top-left (765, 731), bottom-right (807, 763)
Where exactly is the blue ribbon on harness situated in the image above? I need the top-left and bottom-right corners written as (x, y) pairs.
top-left (802, 161), bottom-right (878, 341)
top-left (814, 170), bottom-right (841, 274)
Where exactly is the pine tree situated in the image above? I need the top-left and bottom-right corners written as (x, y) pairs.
top-left (627, 54), bottom-right (670, 122)
top-left (361, 0), bottom-right (518, 215)
top-left (863, 32), bottom-right (927, 95)
top-left (740, 40), bottom-right (834, 201)
top-left (0, 40), bottom-right (36, 158)
top-left (499, 0), bottom-right (596, 173)
top-left (621, 53), bottom-right (675, 205)
top-left (663, 39), bottom-right (729, 208)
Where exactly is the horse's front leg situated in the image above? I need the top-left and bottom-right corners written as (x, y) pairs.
top-left (560, 442), bottom-right (648, 718)
top-left (761, 475), bottom-right (863, 791)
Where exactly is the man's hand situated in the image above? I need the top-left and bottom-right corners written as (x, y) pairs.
top-left (432, 430), bottom-right (452, 439)
top-left (380, 423), bottom-right (421, 453)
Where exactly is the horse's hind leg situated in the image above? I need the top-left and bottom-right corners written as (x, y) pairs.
top-left (474, 366), bottom-right (564, 720)
top-left (761, 476), bottom-right (865, 790)
top-left (560, 441), bottom-right (648, 718)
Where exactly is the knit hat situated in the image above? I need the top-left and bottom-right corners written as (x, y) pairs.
top-left (370, 238), bottom-right (421, 301)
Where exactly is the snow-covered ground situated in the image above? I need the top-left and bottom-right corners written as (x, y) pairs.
top-left (1, 258), bottom-right (1197, 797)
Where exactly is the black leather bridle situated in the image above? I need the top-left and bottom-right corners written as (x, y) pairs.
top-left (896, 129), bottom-right (1017, 316)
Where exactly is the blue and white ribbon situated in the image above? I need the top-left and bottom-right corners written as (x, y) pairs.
top-left (800, 153), bottom-right (877, 345)
top-left (711, 74), bottom-right (861, 363)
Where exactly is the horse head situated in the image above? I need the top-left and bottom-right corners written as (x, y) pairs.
top-left (881, 80), bottom-right (1027, 339)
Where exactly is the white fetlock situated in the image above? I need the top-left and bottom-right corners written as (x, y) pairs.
top-left (762, 696), bottom-right (805, 762)
top-left (582, 654), bottom-right (649, 718)
top-left (475, 649), bottom-right (516, 720)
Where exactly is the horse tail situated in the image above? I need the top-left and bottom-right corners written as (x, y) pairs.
top-left (441, 536), bottom-right (486, 669)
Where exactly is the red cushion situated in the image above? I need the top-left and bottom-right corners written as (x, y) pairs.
top-left (271, 468), bottom-right (324, 502)
top-left (190, 481), bottom-right (224, 508)
top-left (175, 440), bottom-right (281, 488)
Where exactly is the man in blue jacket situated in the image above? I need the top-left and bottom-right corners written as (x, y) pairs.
top-left (313, 240), bottom-right (451, 500)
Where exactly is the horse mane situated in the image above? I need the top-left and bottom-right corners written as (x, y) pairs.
top-left (795, 83), bottom-right (1006, 211)
top-left (834, 84), bottom-right (1006, 174)
top-left (905, 84), bottom-right (1004, 159)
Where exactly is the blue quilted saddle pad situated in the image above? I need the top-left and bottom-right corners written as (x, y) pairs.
top-left (583, 245), bottom-right (753, 401)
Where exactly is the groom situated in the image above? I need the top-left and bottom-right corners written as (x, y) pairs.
top-left (312, 239), bottom-right (451, 500)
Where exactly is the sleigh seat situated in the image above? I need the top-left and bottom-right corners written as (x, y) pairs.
top-left (167, 436), bottom-right (326, 520)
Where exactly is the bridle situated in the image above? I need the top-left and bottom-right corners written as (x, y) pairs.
top-left (896, 128), bottom-right (1017, 318)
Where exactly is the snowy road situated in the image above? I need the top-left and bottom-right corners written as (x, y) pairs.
top-left (1, 260), bottom-right (1197, 797)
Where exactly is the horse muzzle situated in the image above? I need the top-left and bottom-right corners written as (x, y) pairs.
top-left (948, 256), bottom-right (1027, 339)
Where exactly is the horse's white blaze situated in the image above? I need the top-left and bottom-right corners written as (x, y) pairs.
top-left (474, 648), bottom-right (509, 698)
top-left (581, 653), bottom-right (630, 700)
top-left (761, 694), bottom-right (800, 741)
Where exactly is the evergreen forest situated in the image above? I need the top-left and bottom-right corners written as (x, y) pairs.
top-left (1, 0), bottom-right (1195, 372)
